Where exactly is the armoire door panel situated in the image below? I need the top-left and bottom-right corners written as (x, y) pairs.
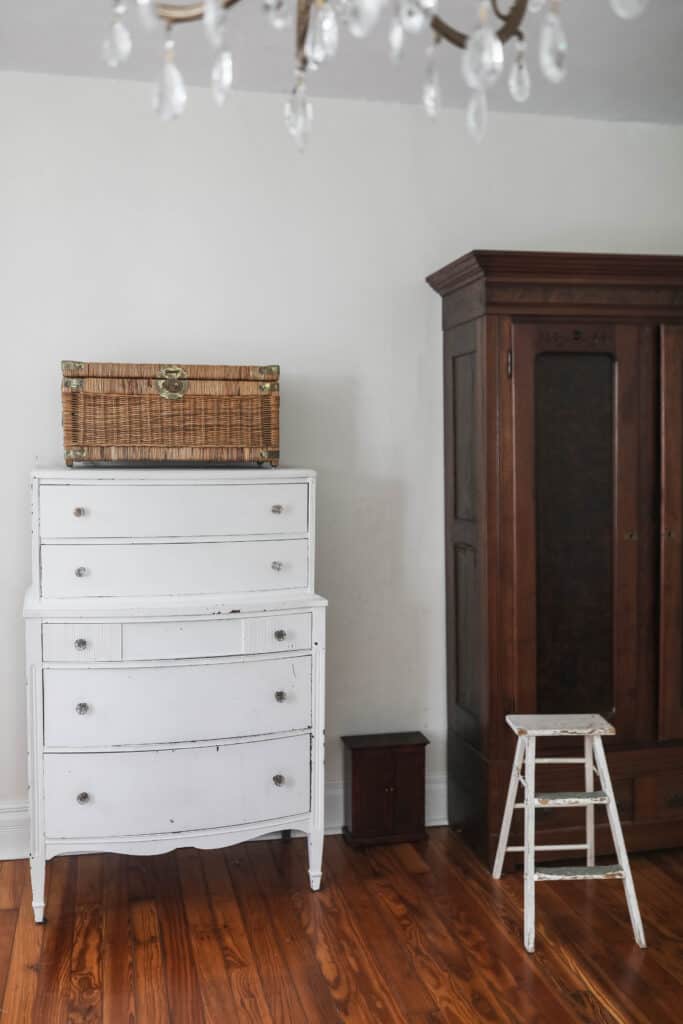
top-left (444, 321), bottom-right (485, 745)
top-left (659, 325), bottom-right (683, 741)
top-left (512, 323), bottom-right (653, 743)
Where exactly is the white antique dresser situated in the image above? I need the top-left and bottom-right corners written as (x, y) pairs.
top-left (24, 468), bottom-right (326, 923)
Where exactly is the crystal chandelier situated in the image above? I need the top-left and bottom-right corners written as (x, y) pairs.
top-left (102, 0), bottom-right (651, 147)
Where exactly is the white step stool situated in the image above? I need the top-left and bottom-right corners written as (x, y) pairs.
top-left (493, 714), bottom-right (646, 954)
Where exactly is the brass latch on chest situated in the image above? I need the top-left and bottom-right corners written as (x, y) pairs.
top-left (155, 365), bottom-right (188, 400)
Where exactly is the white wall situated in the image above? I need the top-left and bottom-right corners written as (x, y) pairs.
top-left (1, 71), bottom-right (682, 852)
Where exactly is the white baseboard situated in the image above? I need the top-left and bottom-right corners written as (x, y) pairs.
top-left (0, 775), bottom-right (448, 861)
top-left (0, 802), bottom-right (30, 860)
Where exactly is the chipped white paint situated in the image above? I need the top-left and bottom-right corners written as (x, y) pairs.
top-left (25, 468), bottom-right (327, 922)
top-left (493, 714), bottom-right (646, 953)
top-left (506, 713), bottom-right (615, 737)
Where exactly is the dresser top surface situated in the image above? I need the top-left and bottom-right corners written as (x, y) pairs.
top-left (32, 467), bottom-right (316, 483)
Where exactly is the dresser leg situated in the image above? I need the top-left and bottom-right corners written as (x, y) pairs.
top-left (307, 830), bottom-right (324, 891)
top-left (30, 855), bottom-right (46, 923)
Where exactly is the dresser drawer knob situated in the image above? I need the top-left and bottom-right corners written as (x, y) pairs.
top-left (271, 560), bottom-right (283, 572)
top-left (76, 792), bottom-right (90, 804)
top-left (274, 629), bottom-right (287, 642)
top-left (272, 774), bottom-right (285, 787)
top-left (274, 690), bottom-right (287, 703)
top-left (271, 504), bottom-right (284, 515)
top-left (74, 566), bottom-right (88, 578)
top-left (75, 702), bottom-right (90, 715)
top-left (74, 638), bottom-right (88, 651)
top-left (73, 507), bottom-right (86, 518)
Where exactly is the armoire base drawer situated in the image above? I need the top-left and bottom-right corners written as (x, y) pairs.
top-left (44, 733), bottom-right (310, 839)
top-left (44, 656), bottom-right (312, 747)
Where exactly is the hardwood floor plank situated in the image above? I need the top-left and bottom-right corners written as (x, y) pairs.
top-left (540, 878), bottom-right (682, 1024)
top-left (32, 857), bottom-right (77, 1024)
top-left (380, 838), bottom-right (578, 1024)
top-left (0, 835), bottom-right (681, 1024)
top-left (250, 839), bottom-right (365, 1023)
top-left (200, 848), bottom-right (274, 1024)
top-left (368, 843), bottom-right (565, 1024)
top-left (175, 848), bottom-right (238, 1024)
top-left (324, 839), bottom-right (439, 1020)
top-left (434, 829), bottom-right (626, 1024)
top-left (225, 845), bottom-right (309, 1023)
top-left (68, 855), bottom-right (105, 1024)
top-left (1, 857), bottom-right (44, 1023)
top-left (152, 853), bottom-right (205, 1024)
top-left (130, 899), bottom-right (171, 1023)
top-left (0, 909), bottom-right (18, 1011)
top-left (101, 856), bottom-right (135, 1024)
top-left (0, 861), bottom-right (27, 911)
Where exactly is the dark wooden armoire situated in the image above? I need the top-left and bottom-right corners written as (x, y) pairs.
top-left (427, 250), bottom-right (683, 864)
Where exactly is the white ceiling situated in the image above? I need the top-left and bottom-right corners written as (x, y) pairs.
top-left (1, 1), bottom-right (681, 123)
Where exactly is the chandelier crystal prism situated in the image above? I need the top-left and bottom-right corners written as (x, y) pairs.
top-left (101, 0), bottom-right (650, 145)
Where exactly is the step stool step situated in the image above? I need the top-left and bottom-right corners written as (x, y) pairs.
top-left (535, 790), bottom-right (608, 808)
top-left (535, 864), bottom-right (624, 882)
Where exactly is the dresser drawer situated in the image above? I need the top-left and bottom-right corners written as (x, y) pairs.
top-left (44, 734), bottom-right (310, 838)
top-left (122, 612), bottom-right (312, 660)
top-left (43, 623), bottom-right (122, 662)
top-left (39, 482), bottom-right (308, 539)
top-left (43, 656), bottom-right (312, 747)
top-left (41, 539), bottom-right (309, 598)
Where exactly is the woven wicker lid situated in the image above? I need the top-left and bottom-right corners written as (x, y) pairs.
top-left (61, 361), bottom-right (280, 381)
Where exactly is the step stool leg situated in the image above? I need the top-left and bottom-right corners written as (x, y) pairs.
top-left (584, 736), bottom-right (595, 868)
top-left (592, 737), bottom-right (646, 949)
top-left (524, 735), bottom-right (536, 953)
top-left (493, 737), bottom-right (526, 879)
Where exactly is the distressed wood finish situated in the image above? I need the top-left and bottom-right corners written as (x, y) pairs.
top-left (428, 250), bottom-right (683, 865)
top-left (25, 469), bottom-right (327, 922)
top-left (2, 832), bottom-right (683, 1022)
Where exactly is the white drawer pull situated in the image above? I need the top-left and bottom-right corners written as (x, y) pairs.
top-left (271, 561), bottom-right (283, 572)
top-left (274, 690), bottom-right (287, 703)
top-left (74, 638), bottom-right (88, 651)
top-left (73, 507), bottom-right (86, 518)
top-left (274, 629), bottom-right (287, 641)
top-left (76, 792), bottom-right (90, 804)
top-left (75, 702), bottom-right (90, 716)
top-left (74, 566), bottom-right (88, 578)
top-left (271, 504), bottom-right (284, 515)
top-left (272, 774), bottom-right (285, 787)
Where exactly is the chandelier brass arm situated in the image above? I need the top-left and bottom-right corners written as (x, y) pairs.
top-left (431, 0), bottom-right (528, 50)
top-left (155, 1), bottom-right (242, 24)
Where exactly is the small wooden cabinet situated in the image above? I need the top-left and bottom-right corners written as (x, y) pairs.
top-left (342, 732), bottom-right (429, 846)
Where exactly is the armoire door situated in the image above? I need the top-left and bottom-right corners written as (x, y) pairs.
top-left (510, 322), bottom-right (656, 744)
top-left (659, 325), bottom-right (683, 741)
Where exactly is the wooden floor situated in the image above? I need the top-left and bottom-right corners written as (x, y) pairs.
top-left (1, 828), bottom-right (683, 1023)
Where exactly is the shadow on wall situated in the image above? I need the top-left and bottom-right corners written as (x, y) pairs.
top-left (284, 373), bottom-right (433, 780)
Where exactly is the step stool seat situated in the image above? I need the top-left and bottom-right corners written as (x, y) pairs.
top-left (535, 790), bottom-right (608, 807)
top-left (505, 713), bottom-right (615, 737)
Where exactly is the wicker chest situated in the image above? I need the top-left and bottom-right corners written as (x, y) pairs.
top-left (61, 361), bottom-right (280, 466)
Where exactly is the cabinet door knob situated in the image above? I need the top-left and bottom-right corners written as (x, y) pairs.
top-left (73, 507), bottom-right (86, 518)
top-left (274, 629), bottom-right (287, 641)
top-left (76, 792), bottom-right (90, 804)
top-left (274, 690), bottom-right (287, 703)
top-left (271, 560), bottom-right (283, 572)
top-left (74, 638), bottom-right (88, 651)
top-left (272, 774), bottom-right (285, 787)
top-left (75, 702), bottom-right (90, 715)
top-left (271, 504), bottom-right (284, 515)
top-left (74, 566), bottom-right (88, 578)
